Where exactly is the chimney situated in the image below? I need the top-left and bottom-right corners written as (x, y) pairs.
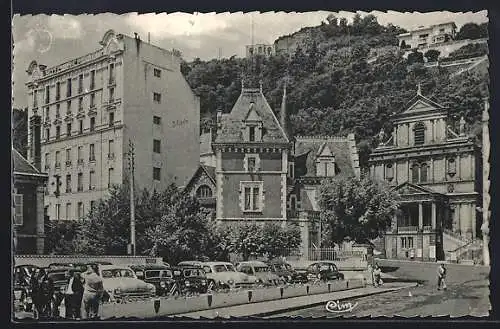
top-left (280, 80), bottom-right (288, 137)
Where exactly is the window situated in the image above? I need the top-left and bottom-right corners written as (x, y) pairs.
top-left (154, 68), bottom-right (162, 77)
top-left (288, 162), bottom-right (295, 179)
top-left (153, 116), bottom-right (161, 125)
top-left (33, 90), bottom-right (38, 108)
top-left (77, 173), bottom-right (83, 192)
top-left (408, 237), bottom-right (414, 248)
top-left (439, 28), bottom-right (445, 33)
top-left (109, 63), bottom-right (115, 84)
top-left (65, 174), bottom-right (72, 193)
top-left (13, 194), bottom-right (23, 225)
top-left (45, 107), bottom-right (50, 121)
top-left (66, 123), bottom-right (72, 137)
top-left (56, 204), bottom-right (61, 220)
top-left (78, 97), bottom-right (83, 111)
top-left (109, 112), bottom-right (114, 127)
top-left (248, 157), bottom-right (256, 171)
top-left (249, 126), bottom-right (256, 141)
top-left (385, 163), bottom-right (394, 181)
top-left (153, 139), bottom-right (161, 153)
top-left (153, 167), bottom-right (161, 181)
top-left (45, 85), bottom-right (50, 104)
top-left (55, 104), bottom-right (60, 117)
top-left (78, 146), bottom-right (83, 163)
top-left (90, 93), bottom-right (95, 107)
top-left (290, 194), bottom-right (297, 210)
top-left (90, 117), bottom-right (96, 131)
top-left (196, 185), bottom-right (213, 198)
top-left (90, 70), bottom-right (95, 89)
top-left (55, 151), bottom-right (60, 168)
top-left (153, 92), bottom-right (161, 103)
top-left (89, 144), bottom-right (95, 161)
top-left (89, 170), bottom-right (95, 190)
top-left (78, 74), bottom-right (83, 93)
top-left (108, 168), bottom-right (114, 187)
top-left (66, 148), bottom-right (72, 165)
top-left (411, 163), bottom-right (419, 183)
top-left (90, 200), bottom-right (96, 210)
top-left (241, 182), bottom-right (263, 212)
top-left (420, 163), bottom-right (428, 182)
top-left (66, 78), bottom-right (72, 97)
top-left (44, 153), bottom-right (50, 169)
top-left (79, 120), bottom-right (83, 134)
top-left (66, 203), bottom-right (72, 220)
top-left (45, 128), bottom-right (50, 141)
top-left (55, 126), bottom-right (61, 139)
top-left (414, 122), bottom-right (425, 145)
top-left (77, 202), bottom-right (84, 219)
top-left (56, 82), bottom-right (60, 100)
top-left (67, 100), bottom-right (72, 114)
top-left (447, 158), bottom-right (456, 177)
top-left (109, 87), bottom-right (115, 102)
top-left (108, 140), bottom-right (114, 158)
top-left (245, 154), bottom-right (260, 172)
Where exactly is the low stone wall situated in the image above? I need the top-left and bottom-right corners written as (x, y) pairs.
top-left (14, 255), bottom-right (163, 268)
top-left (101, 279), bottom-right (365, 319)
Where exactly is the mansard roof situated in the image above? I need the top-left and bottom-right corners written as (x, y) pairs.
top-left (214, 88), bottom-right (289, 144)
top-left (294, 136), bottom-right (356, 179)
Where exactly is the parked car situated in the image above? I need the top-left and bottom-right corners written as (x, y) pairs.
top-left (98, 265), bottom-right (156, 302)
top-left (303, 261), bottom-right (344, 282)
top-left (170, 266), bottom-right (208, 296)
top-left (129, 264), bottom-right (175, 296)
top-left (177, 261), bottom-right (203, 268)
top-left (13, 265), bottom-right (39, 312)
top-left (200, 261), bottom-right (257, 289)
top-left (266, 259), bottom-right (307, 283)
top-left (236, 261), bottom-right (283, 286)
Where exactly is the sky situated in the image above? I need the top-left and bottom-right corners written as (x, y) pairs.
top-left (11, 10), bottom-right (488, 109)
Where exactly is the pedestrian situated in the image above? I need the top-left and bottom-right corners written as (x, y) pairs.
top-left (64, 271), bottom-right (74, 318)
top-left (36, 269), bottom-right (54, 319)
top-left (367, 264), bottom-right (374, 286)
top-left (437, 263), bottom-right (447, 291)
top-left (71, 272), bottom-right (84, 319)
top-left (373, 264), bottom-right (382, 287)
top-left (82, 265), bottom-right (104, 319)
top-left (29, 268), bottom-right (40, 319)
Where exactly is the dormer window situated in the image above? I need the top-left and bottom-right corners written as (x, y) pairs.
top-left (249, 126), bottom-right (255, 141)
top-left (244, 102), bottom-right (263, 142)
top-left (315, 143), bottom-right (336, 177)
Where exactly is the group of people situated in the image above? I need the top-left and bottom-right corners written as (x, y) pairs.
top-left (367, 263), bottom-right (384, 287)
top-left (29, 264), bottom-right (105, 320)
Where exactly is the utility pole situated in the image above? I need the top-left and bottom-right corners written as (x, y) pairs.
top-left (481, 99), bottom-right (490, 266)
top-left (128, 140), bottom-right (136, 256)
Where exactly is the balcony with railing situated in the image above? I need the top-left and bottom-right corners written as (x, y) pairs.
top-left (398, 226), bottom-right (419, 233)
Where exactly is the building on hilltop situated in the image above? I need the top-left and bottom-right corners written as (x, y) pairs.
top-left (185, 76), bottom-right (360, 260)
top-left (368, 86), bottom-right (481, 262)
top-left (245, 44), bottom-right (275, 58)
top-left (25, 30), bottom-right (200, 221)
top-left (12, 148), bottom-right (48, 254)
top-left (398, 22), bottom-right (457, 50)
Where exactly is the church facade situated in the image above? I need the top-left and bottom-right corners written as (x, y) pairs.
top-left (369, 88), bottom-right (481, 262)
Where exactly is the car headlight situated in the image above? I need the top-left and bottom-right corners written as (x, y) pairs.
top-left (201, 280), bottom-right (206, 285)
top-left (185, 281), bottom-right (190, 286)
top-left (160, 281), bottom-right (166, 288)
top-left (227, 279), bottom-right (234, 285)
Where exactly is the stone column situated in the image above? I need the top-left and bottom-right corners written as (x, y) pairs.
top-left (215, 149), bottom-right (223, 221)
top-left (394, 126), bottom-right (398, 146)
top-left (394, 161), bottom-right (398, 185)
top-left (430, 158), bottom-right (434, 182)
top-left (299, 215), bottom-right (310, 261)
top-left (431, 202), bottom-right (437, 229)
top-left (457, 154), bottom-right (461, 180)
top-left (471, 202), bottom-right (476, 240)
top-left (418, 202), bottom-right (423, 229)
top-left (36, 185), bottom-right (45, 254)
top-left (418, 202), bottom-right (424, 260)
top-left (431, 120), bottom-right (435, 142)
top-left (408, 123), bottom-right (412, 146)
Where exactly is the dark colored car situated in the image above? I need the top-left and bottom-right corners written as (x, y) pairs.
top-left (45, 266), bottom-right (83, 317)
top-left (304, 261), bottom-right (344, 282)
top-left (130, 264), bottom-right (175, 296)
top-left (170, 266), bottom-right (208, 296)
top-left (266, 260), bottom-right (308, 283)
top-left (14, 265), bottom-right (39, 312)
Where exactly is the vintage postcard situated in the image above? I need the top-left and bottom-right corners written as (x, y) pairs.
top-left (11, 10), bottom-right (491, 320)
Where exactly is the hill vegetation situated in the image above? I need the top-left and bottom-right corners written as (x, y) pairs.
top-left (181, 14), bottom-right (489, 168)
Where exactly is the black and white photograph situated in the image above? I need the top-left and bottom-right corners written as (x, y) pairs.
top-left (11, 9), bottom-right (492, 320)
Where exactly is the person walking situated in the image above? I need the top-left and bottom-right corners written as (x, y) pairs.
top-left (29, 268), bottom-right (40, 319)
top-left (373, 264), bottom-right (382, 287)
top-left (36, 269), bottom-right (54, 319)
top-left (82, 265), bottom-right (104, 319)
top-left (64, 271), bottom-right (74, 319)
top-left (71, 272), bottom-right (85, 319)
top-left (367, 264), bottom-right (374, 286)
top-left (437, 263), bottom-right (447, 291)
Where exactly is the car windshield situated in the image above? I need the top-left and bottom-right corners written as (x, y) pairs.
top-left (48, 272), bottom-right (67, 282)
top-left (202, 266), bottom-right (212, 273)
top-left (254, 266), bottom-right (270, 273)
top-left (183, 269), bottom-right (205, 277)
top-left (225, 265), bottom-right (236, 272)
top-left (273, 263), bottom-right (291, 271)
top-left (101, 269), bottom-right (135, 278)
top-left (213, 265), bottom-right (228, 273)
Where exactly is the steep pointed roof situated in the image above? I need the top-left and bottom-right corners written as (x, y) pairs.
top-left (214, 88), bottom-right (289, 144)
top-left (183, 164), bottom-right (216, 194)
top-left (13, 148), bottom-right (42, 175)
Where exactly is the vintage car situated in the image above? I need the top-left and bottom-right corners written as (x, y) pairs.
top-left (266, 259), bottom-right (308, 283)
top-left (177, 261), bottom-right (203, 268)
top-left (199, 262), bottom-right (257, 289)
top-left (302, 261), bottom-right (344, 282)
top-left (170, 266), bottom-right (208, 296)
top-left (236, 261), bottom-right (283, 286)
top-left (98, 265), bottom-right (156, 302)
top-left (129, 264), bottom-right (175, 296)
top-left (13, 265), bottom-right (39, 312)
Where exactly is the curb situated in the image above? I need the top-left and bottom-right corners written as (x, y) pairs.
top-left (254, 284), bottom-right (417, 317)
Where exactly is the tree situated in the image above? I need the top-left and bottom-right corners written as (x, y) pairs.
top-left (456, 23), bottom-right (487, 40)
top-left (318, 175), bottom-right (400, 246)
top-left (259, 222), bottom-right (302, 260)
top-left (44, 220), bottom-right (81, 254)
top-left (407, 50), bottom-right (424, 65)
top-left (229, 222), bottom-right (263, 261)
top-left (424, 49), bottom-right (441, 63)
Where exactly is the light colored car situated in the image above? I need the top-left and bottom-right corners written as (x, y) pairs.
top-left (236, 261), bottom-right (283, 286)
top-left (97, 265), bottom-right (156, 302)
top-left (200, 262), bottom-right (257, 289)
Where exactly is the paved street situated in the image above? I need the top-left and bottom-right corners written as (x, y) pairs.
top-left (268, 261), bottom-right (490, 318)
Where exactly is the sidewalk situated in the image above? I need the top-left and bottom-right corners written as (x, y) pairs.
top-left (175, 282), bottom-right (416, 319)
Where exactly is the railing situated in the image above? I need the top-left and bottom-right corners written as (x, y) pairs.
top-left (446, 239), bottom-right (482, 264)
top-left (398, 226), bottom-right (418, 233)
top-left (443, 228), bottom-right (472, 244)
top-left (308, 248), bottom-right (365, 261)
top-left (423, 225), bottom-right (433, 232)
top-left (44, 49), bottom-right (106, 76)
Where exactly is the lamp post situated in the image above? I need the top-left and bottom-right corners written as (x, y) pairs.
top-left (481, 99), bottom-right (490, 266)
top-left (128, 140), bottom-right (136, 256)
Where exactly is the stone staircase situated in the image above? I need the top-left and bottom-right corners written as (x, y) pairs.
top-left (443, 230), bottom-right (483, 265)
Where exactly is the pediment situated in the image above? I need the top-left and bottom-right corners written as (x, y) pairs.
top-left (394, 182), bottom-right (436, 195)
top-left (399, 93), bottom-right (445, 117)
top-left (317, 142), bottom-right (334, 157)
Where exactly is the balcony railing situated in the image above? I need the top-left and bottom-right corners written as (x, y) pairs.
top-left (55, 162), bottom-right (61, 169)
top-left (65, 160), bottom-right (72, 167)
top-left (423, 225), bottom-right (433, 232)
top-left (398, 226), bottom-right (419, 233)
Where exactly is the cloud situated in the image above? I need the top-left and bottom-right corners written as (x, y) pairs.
top-left (47, 15), bottom-right (84, 39)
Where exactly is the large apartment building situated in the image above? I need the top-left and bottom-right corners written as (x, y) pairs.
top-left (26, 30), bottom-right (200, 221)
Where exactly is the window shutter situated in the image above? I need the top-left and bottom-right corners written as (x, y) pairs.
top-left (14, 194), bottom-right (23, 225)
